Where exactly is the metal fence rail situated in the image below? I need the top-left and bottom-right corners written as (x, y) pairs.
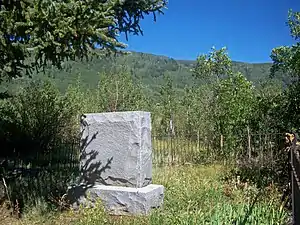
top-left (1, 133), bottom-right (284, 173)
top-left (0, 139), bottom-right (80, 200)
top-left (152, 133), bottom-right (283, 166)
top-left (152, 135), bottom-right (214, 165)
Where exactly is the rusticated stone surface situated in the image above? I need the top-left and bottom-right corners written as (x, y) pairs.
top-left (69, 111), bottom-right (165, 216)
top-left (69, 184), bottom-right (164, 216)
top-left (80, 111), bottom-right (152, 188)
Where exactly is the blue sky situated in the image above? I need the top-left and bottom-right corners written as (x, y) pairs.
top-left (119, 0), bottom-right (300, 63)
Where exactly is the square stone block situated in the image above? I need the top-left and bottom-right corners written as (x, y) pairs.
top-left (80, 111), bottom-right (152, 188)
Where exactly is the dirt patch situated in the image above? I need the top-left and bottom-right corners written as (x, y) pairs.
top-left (0, 201), bottom-right (21, 225)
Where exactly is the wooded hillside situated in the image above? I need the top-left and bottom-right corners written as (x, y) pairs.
top-left (0, 51), bottom-right (288, 96)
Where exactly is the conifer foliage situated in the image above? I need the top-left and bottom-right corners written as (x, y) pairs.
top-left (0, 0), bottom-right (167, 82)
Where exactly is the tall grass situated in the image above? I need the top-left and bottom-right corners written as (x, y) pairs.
top-left (3, 165), bottom-right (288, 225)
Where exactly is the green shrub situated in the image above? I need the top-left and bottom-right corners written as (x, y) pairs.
top-left (0, 80), bottom-right (80, 210)
top-left (224, 149), bottom-right (289, 193)
top-left (0, 80), bottom-right (78, 158)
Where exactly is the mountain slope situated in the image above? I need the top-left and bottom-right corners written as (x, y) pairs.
top-left (0, 51), bottom-right (284, 95)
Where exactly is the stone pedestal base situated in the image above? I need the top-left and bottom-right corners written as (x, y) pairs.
top-left (69, 184), bottom-right (164, 216)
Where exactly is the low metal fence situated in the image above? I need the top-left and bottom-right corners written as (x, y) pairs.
top-left (0, 139), bottom-right (80, 200)
top-left (0, 132), bottom-right (288, 204)
top-left (152, 133), bottom-right (284, 166)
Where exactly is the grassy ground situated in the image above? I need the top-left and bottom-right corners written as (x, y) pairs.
top-left (0, 164), bottom-right (288, 225)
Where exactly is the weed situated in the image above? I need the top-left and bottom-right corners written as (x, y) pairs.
top-left (2, 164), bottom-right (288, 225)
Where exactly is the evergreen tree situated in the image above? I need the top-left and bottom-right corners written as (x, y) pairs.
top-left (0, 0), bottom-right (167, 82)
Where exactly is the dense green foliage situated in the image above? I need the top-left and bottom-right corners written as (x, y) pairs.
top-left (271, 10), bottom-right (300, 80)
top-left (0, 46), bottom-right (291, 169)
top-left (0, 81), bottom-right (77, 159)
top-left (269, 9), bottom-right (300, 133)
top-left (0, 0), bottom-right (167, 81)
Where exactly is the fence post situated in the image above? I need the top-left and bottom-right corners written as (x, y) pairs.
top-left (171, 133), bottom-right (174, 164)
top-left (247, 126), bottom-right (251, 159)
top-left (197, 130), bottom-right (200, 151)
top-left (220, 134), bottom-right (224, 157)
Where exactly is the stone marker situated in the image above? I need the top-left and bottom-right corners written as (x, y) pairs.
top-left (68, 111), bottom-right (164, 215)
top-left (80, 111), bottom-right (152, 188)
